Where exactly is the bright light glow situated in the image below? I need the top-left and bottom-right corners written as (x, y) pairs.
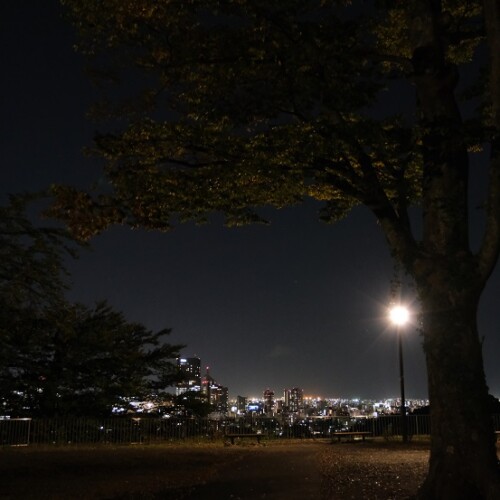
top-left (389, 306), bottom-right (409, 326)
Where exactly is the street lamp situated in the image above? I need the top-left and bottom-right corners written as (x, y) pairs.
top-left (389, 305), bottom-right (409, 443)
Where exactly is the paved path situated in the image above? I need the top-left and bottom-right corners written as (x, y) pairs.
top-left (185, 442), bottom-right (327, 499)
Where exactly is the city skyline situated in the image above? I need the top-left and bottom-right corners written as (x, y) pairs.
top-left (174, 354), bottom-right (430, 402)
top-left (174, 354), bottom-right (433, 402)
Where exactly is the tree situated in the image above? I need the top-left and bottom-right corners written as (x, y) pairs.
top-left (174, 390), bottom-right (213, 418)
top-left (2, 301), bottom-right (183, 417)
top-left (0, 195), bottom-right (76, 311)
top-left (0, 200), bottom-right (183, 417)
top-left (53, 1), bottom-right (500, 497)
top-left (0, 196), bottom-right (77, 415)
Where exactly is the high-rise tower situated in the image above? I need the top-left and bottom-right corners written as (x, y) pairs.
top-left (176, 357), bottom-right (201, 395)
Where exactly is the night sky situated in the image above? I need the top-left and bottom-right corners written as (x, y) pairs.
top-left (2, 1), bottom-right (499, 400)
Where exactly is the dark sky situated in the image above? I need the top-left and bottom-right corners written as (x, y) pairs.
top-left (2, 1), bottom-right (499, 400)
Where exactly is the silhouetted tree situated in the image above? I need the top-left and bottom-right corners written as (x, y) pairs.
top-left (175, 390), bottom-right (213, 418)
top-left (53, 2), bottom-right (500, 497)
top-left (1, 196), bottom-right (76, 414)
top-left (0, 199), bottom-right (183, 416)
top-left (487, 394), bottom-right (500, 414)
top-left (0, 195), bottom-right (76, 309)
top-left (16, 301), bottom-right (182, 417)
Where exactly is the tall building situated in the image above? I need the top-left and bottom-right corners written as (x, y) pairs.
top-left (176, 357), bottom-right (201, 395)
top-left (263, 389), bottom-right (275, 416)
top-left (236, 395), bottom-right (247, 414)
top-left (284, 387), bottom-right (304, 413)
top-left (201, 367), bottom-right (228, 413)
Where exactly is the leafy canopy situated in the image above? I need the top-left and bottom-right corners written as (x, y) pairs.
top-left (52, 0), bottom-right (489, 238)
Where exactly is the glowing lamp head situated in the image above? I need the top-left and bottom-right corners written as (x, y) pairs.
top-left (389, 306), bottom-right (409, 326)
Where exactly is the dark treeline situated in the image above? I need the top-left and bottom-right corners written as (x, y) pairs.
top-left (0, 196), bottom-right (183, 417)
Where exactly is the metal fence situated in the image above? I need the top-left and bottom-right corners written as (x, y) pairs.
top-left (1, 414), bottom-right (499, 447)
top-left (0, 418), bottom-right (32, 446)
top-left (0, 417), bottom-right (221, 446)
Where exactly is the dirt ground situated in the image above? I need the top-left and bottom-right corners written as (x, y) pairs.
top-left (1, 443), bottom-right (241, 499)
top-left (320, 441), bottom-right (429, 499)
top-left (0, 438), bottom-right (472, 499)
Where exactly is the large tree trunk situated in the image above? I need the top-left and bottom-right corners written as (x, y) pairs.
top-left (397, 3), bottom-right (500, 497)
top-left (415, 279), bottom-right (500, 499)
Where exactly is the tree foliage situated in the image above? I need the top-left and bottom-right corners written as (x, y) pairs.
top-left (0, 199), bottom-right (183, 417)
top-left (2, 301), bottom-right (182, 417)
top-left (1, 195), bottom-right (76, 310)
top-left (174, 390), bottom-right (213, 418)
top-left (52, 0), bottom-right (424, 235)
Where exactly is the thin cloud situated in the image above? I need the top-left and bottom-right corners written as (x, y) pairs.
top-left (267, 344), bottom-right (293, 359)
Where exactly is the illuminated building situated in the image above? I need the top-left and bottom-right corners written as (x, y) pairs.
top-left (284, 387), bottom-right (304, 413)
top-left (176, 357), bottom-right (201, 395)
top-left (236, 395), bottom-right (247, 414)
top-left (201, 367), bottom-right (229, 412)
top-left (263, 389), bottom-right (275, 415)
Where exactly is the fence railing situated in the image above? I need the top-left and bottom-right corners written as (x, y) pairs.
top-left (1, 414), bottom-right (499, 447)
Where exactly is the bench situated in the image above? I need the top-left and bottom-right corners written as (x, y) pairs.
top-left (331, 431), bottom-right (372, 443)
top-left (225, 433), bottom-right (262, 445)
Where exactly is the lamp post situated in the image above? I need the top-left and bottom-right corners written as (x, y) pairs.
top-left (389, 305), bottom-right (409, 443)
